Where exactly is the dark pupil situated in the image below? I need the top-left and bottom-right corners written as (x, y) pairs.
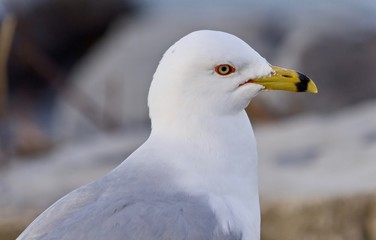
top-left (221, 66), bottom-right (228, 72)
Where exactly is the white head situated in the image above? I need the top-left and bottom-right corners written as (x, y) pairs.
top-left (148, 30), bottom-right (270, 123)
top-left (148, 30), bottom-right (317, 129)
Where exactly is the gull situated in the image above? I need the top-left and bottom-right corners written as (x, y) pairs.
top-left (17, 30), bottom-right (317, 240)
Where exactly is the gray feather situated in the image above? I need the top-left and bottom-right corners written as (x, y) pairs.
top-left (17, 162), bottom-right (241, 240)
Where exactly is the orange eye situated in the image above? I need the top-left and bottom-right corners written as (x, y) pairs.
top-left (215, 64), bottom-right (236, 76)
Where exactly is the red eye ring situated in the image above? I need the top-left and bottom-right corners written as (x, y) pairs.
top-left (215, 64), bottom-right (236, 76)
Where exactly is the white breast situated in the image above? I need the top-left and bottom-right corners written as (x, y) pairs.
top-left (148, 111), bottom-right (260, 240)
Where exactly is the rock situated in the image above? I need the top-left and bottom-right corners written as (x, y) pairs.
top-left (261, 194), bottom-right (376, 240)
top-left (0, 0), bottom-right (137, 158)
top-left (267, 4), bottom-right (376, 115)
top-left (367, 199), bottom-right (376, 240)
top-left (257, 100), bottom-right (376, 200)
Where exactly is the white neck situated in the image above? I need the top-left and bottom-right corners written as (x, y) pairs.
top-left (148, 110), bottom-right (260, 239)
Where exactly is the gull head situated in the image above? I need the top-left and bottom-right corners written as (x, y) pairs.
top-left (148, 30), bottom-right (317, 124)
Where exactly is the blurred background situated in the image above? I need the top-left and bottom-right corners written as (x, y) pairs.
top-left (0, 0), bottom-right (376, 239)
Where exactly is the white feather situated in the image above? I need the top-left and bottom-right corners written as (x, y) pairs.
top-left (145, 30), bottom-right (273, 239)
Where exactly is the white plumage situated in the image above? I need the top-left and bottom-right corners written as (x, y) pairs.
top-left (18, 30), bottom-right (316, 240)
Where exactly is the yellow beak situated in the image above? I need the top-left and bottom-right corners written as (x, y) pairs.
top-left (251, 66), bottom-right (318, 93)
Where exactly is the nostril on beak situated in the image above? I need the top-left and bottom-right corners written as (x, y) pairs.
top-left (282, 74), bottom-right (292, 78)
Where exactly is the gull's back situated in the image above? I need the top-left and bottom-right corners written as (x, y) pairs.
top-left (17, 146), bottom-right (241, 240)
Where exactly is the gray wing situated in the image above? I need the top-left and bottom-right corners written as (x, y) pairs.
top-left (17, 167), bottom-right (241, 240)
